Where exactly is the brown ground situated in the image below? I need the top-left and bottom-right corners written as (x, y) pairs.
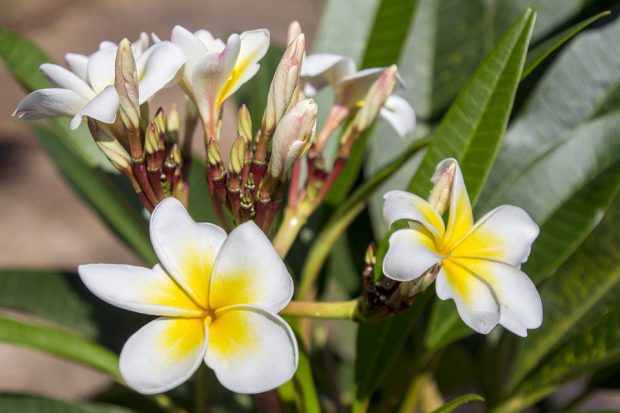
top-left (0, 0), bottom-right (322, 401)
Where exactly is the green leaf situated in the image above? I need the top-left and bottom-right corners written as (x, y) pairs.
top-left (0, 394), bottom-right (132, 413)
top-left (521, 11), bottom-right (611, 80)
top-left (0, 269), bottom-right (99, 336)
top-left (354, 290), bottom-right (433, 405)
top-left (0, 316), bottom-right (120, 378)
top-left (34, 126), bottom-right (157, 265)
top-left (0, 26), bottom-right (113, 171)
top-left (408, 8), bottom-right (536, 205)
top-left (430, 394), bottom-right (484, 413)
top-left (505, 196), bottom-right (620, 395)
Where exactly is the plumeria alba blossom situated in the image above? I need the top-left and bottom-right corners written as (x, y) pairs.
top-left (300, 53), bottom-right (415, 137)
top-left (13, 36), bottom-right (184, 130)
top-left (170, 25), bottom-right (269, 134)
top-left (382, 159), bottom-right (543, 336)
top-left (78, 198), bottom-right (298, 394)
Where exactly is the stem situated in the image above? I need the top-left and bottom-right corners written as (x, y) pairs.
top-left (272, 205), bottom-right (310, 257)
top-left (150, 394), bottom-right (190, 413)
top-left (281, 299), bottom-right (359, 320)
top-left (194, 365), bottom-right (208, 413)
top-left (312, 104), bottom-right (349, 153)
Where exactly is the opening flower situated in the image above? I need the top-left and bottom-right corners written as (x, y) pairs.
top-left (382, 159), bottom-right (543, 336)
top-left (300, 53), bottom-right (415, 137)
top-left (78, 197), bottom-right (298, 394)
top-left (13, 37), bottom-right (184, 130)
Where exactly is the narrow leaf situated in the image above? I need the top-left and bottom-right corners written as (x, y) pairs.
top-left (430, 394), bottom-right (484, 413)
top-left (0, 394), bottom-right (132, 413)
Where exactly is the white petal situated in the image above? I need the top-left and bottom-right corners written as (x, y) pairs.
top-left (383, 228), bottom-right (442, 281)
top-left (455, 258), bottom-right (543, 337)
top-left (380, 95), bottom-right (415, 138)
top-left (87, 48), bottom-right (116, 93)
top-left (120, 317), bottom-right (207, 394)
top-left (65, 53), bottom-right (89, 81)
top-left (71, 85), bottom-right (119, 129)
top-left (452, 205), bottom-right (540, 266)
top-left (300, 53), bottom-right (356, 95)
top-left (382, 190), bottom-right (445, 236)
top-left (210, 221), bottom-right (293, 313)
top-left (217, 29), bottom-right (269, 103)
top-left (136, 41), bottom-right (185, 104)
top-left (436, 261), bottom-right (500, 334)
top-left (435, 159), bottom-right (474, 246)
top-left (13, 88), bottom-right (86, 120)
top-left (195, 29), bottom-right (225, 52)
top-left (132, 32), bottom-right (150, 56)
top-left (78, 263), bottom-right (203, 317)
top-left (40, 63), bottom-right (95, 99)
top-left (99, 40), bottom-right (118, 50)
top-left (171, 25), bottom-right (208, 84)
top-left (150, 197), bottom-right (227, 307)
top-left (191, 35), bottom-right (240, 124)
top-left (206, 306), bottom-right (297, 394)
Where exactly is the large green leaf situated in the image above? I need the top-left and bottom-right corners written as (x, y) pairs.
top-left (34, 126), bottom-right (156, 265)
top-left (0, 395), bottom-right (132, 413)
top-left (0, 316), bottom-right (120, 378)
top-left (504, 196), bottom-right (620, 396)
top-left (408, 8), bottom-right (535, 204)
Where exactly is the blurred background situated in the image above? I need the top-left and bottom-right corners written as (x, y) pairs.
top-left (0, 0), bottom-right (322, 401)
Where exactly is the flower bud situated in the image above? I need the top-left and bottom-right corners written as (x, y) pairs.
top-left (145, 122), bottom-right (159, 155)
top-left (262, 33), bottom-right (305, 134)
top-left (287, 21), bottom-right (302, 46)
top-left (229, 136), bottom-right (245, 175)
top-left (237, 104), bottom-right (252, 144)
top-left (351, 65), bottom-right (397, 133)
top-left (115, 39), bottom-right (140, 131)
top-left (268, 98), bottom-right (317, 180)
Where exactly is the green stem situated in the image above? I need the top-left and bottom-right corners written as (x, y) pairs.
top-left (281, 299), bottom-right (359, 320)
top-left (150, 394), bottom-right (191, 413)
top-left (194, 364), bottom-right (208, 413)
top-left (297, 137), bottom-right (431, 299)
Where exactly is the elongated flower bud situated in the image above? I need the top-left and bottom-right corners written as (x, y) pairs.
top-left (262, 33), bottom-right (305, 134)
top-left (287, 21), bottom-right (302, 46)
top-left (115, 39), bottom-right (140, 132)
top-left (237, 104), bottom-right (253, 144)
top-left (351, 65), bottom-right (398, 134)
top-left (229, 136), bottom-right (246, 175)
top-left (428, 159), bottom-right (456, 215)
top-left (268, 98), bottom-right (317, 180)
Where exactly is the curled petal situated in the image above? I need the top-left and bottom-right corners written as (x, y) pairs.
top-left (150, 197), bottom-right (227, 307)
top-left (337, 67), bottom-right (405, 107)
top-left (65, 53), bottom-right (89, 81)
top-left (206, 306), bottom-right (298, 394)
top-left (210, 221), bottom-right (293, 312)
top-left (218, 29), bottom-right (270, 103)
top-left (452, 205), bottom-right (540, 266)
top-left (136, 41), bottom-right (185, 104)
top-left (87, 48), bottom-right (116, 93)
top-left (383, 190), bottom-right (445, 236)
top-left (70, 85), bottom-right (119, 129)
top-left (171, 25), bottom-right (208, 85)
top-left (454, 258), bottom-right (543, 337)
top-left (120, 317), bottom-right (208, 394)
top-left (383, 228), bottom-right (442, 281)
top-left (380, 95), bottom-right (416, 138)
top-left (437, 159), bottom-right (474, 246)
top-left (40, 63), bottom-right (95, 100)
top-left (78, 263), bottom-right (203, 317)
top-left (195, 29), bottom-right (225, 52)
top-left (301, 53), bottom-right (355, 95)
top-left (436, 261), bottom-right (500, 334)
top-left (13, 88), bottom-right (86, 120)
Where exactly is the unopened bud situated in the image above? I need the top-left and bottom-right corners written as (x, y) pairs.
top-left (115, 39), bottom-right (140, 131)
top-left (88, 119), bottom-right (132, 171)
top-left (351, 65), bottom-right (398, 133)
top-left (268, 98), bottom-right (317, 180)
top-left (171, 143), bottom-right (182, 164)
top-left (207, 140), bottom-right (222, 166)
top-left (229, 136), bottom-right (245, 175)
top-left (145, 122), bottom-right (159, 155)
top-left (262, 33), bottom-right (305, 134)
top-left (428, 159), bottom-right (456, 215)
top-left (237, 104), bottom-right (252, 144)
top-left (167, 105), bottom-right (180, 134)
top-left (287, 21), bottom-right (302, 46)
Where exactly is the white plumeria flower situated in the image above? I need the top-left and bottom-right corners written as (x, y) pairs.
top-left (170, 25), bottom-right (269, 131)
top-left (300, 53), bottom-right (415, 137)
top-left (13, 39), bottom-right (184, 130)
top-left (382, 159), bottom-right (543, 337)
top-left (78, 198), bottom-right (298, 394)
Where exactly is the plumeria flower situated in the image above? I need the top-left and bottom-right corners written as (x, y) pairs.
top-left (13, 38), bottom-right (184, 130)
top-left (382, 159), bottom-right (543, 336)
top-left (78, 198), bottom-right (298, 394)
top-left (170, 25), bottom-right (269, 133)
top-left (301, 53), bottom-right (415, 137)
